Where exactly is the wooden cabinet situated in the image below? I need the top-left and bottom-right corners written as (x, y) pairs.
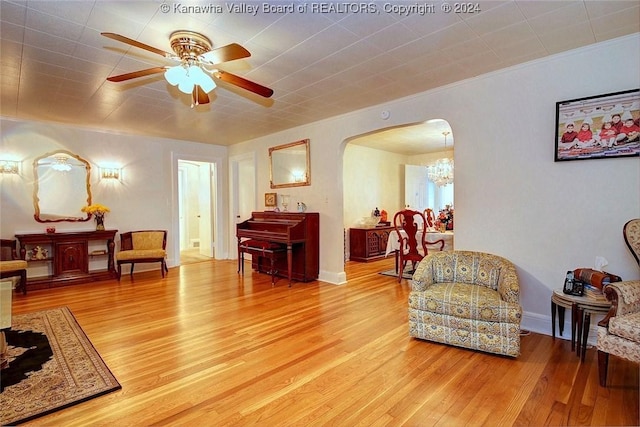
top-left (15, 230), bottom-right (117, 290)
top-left (349, 226), bottom-right (394, 262)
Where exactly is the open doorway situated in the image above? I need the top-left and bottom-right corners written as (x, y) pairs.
top-left (178, 160), bottom-right (216, 265)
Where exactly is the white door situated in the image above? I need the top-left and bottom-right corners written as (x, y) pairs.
top-left (405, 164), bottom-right (428, 212)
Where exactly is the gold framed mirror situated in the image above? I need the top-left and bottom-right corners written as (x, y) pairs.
top-left (33, 150), bottom-right (92, 223)
top-left (269, 139), bottom-right (310, 188)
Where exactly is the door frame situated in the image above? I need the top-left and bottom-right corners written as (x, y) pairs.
top-left (171, 152), bottom-right (226, 262)
top-left (229, 152), bottom-right (256, 260)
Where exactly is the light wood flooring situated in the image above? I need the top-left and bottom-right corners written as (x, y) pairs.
top-left (10, 258), bottom-right (639, 426)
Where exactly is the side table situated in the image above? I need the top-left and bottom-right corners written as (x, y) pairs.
top-left (550, 289), bottom-right (611, 362)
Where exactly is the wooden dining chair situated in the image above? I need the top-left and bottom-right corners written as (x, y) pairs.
top-left (423, 208), bottom-right (436, 230)
top-left (393, 209), bottom-right (444, 283)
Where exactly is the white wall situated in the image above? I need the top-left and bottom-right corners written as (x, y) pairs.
top-left (343, 144), bottom-right (406, 228)
top-left (0, 119), bottom-right (228, 269)
top-left (228, 35), bottom-right (640, 333)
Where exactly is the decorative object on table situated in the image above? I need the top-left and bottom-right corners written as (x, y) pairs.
top-left (45, 226), bottom-right (56, 234)
top-left (380, 209), bottom-right (388, 223)
top-left (427, 131), bottom-right (454, 186)
top-left (31, 245), bottom-right (48, 260)
top-left (280, 194), bottom-right (290, 212)
top-left (358, 216), bottom-right (380, 228)
top-left (264, 192), bottom-right (277, 208)
top-left (373, 207), bottom-right (380, 217)
top-left (297, 202), bottom-right (307, 212)
top-left (436, 205), bottom-right (454, 231)
top-left (555, 88), bottom-right (640, 162)
top-left (81, 203), bottom-right (110, 231)
top-left (0, 307), bottom-right (121, 425)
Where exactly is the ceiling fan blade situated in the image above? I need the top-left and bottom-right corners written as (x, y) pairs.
top-left (200, 43), bottom-right (250, 64)
top-left (215, 71), bottom-right (273, 98)
top-left (192, 86), bottom-right (210, 105)
top-left (101, 32), bottom-right (174, 58)
top-left (106, 67), bottom-right (166, 82)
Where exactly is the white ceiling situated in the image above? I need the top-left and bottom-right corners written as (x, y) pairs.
top-left (1, 0), bottom-right (639, 153)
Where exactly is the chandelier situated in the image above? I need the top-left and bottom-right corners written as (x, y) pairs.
top-left (427, 131), bottom-right (454, 187)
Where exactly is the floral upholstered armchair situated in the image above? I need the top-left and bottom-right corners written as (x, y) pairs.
top-left (596, 218), bottom-right (640, 386)
top-left (409, 250), bottom-right (522, 357)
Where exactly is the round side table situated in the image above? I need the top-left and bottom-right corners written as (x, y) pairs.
top-left (551, 289), bottom-right (611, 361)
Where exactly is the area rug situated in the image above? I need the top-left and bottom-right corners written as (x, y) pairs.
top-left (0, 307), bottom-right (121, 425)
top-left (379, 269), bottom-right (415, 280)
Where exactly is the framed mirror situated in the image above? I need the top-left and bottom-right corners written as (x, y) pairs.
top-left (269, 139), bottom-right (310, 188)
top-left (33, 150), bottom-right (92, 223)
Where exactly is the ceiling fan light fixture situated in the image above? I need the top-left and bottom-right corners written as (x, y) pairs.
top-left (188, 65), bottom-right (216, 93)
top-left (199, 74), bottom-right (216, 93)
top-left (164, 65), bottom-right (186, 86)
top-left (178, 78), bottom-right (195, 94)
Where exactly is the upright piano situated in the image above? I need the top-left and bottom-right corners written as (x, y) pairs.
top-left (236, 211), bottom-right (319, 283)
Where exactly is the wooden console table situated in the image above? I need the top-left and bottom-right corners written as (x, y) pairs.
top-left (15, 230), bottom-right (118, 290)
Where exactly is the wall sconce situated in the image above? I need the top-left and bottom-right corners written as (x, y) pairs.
top-left (100, 167), bottom-right (122, 180)
top-left (0, 160), bottom-right (19, 174)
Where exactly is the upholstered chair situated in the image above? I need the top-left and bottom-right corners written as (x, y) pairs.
top-left (409, 250), bottom-right (522, 357)
top-left (0, 239), bottom-right (27, 295)
top-left (596, 218), bottom-right (640, 386)
top-left (116, 230), bottom-right (168, 280)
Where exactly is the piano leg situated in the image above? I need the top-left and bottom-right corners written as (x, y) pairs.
top-left (287, 244), bottom-right (293, 287)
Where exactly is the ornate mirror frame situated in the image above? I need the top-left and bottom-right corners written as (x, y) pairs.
top-left (269, 139), bottom-right (310, 189)
top-left (33, 150), bottom-right (92, 223)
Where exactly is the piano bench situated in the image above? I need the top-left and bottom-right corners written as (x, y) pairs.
top-left (238, 239), bottom-right (287, 286)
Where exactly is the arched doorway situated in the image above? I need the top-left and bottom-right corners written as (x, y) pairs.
top-left (342, 119), bottom-right (454, 272)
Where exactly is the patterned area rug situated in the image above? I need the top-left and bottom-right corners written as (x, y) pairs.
top-left (0, 307), bottom-right (121, 425)
top-left (379, 269), bottom-right (415, 280)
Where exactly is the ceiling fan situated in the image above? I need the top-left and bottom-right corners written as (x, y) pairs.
top-left (101, 31), bottom-right (273, 106)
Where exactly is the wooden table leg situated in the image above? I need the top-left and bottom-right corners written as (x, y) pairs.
top-left (571, 302), bottom-right (578, 351)
top-left (551, 300), bottom-right (557, 338)
top-left (287, 244), bottom-right (293, 287)
top-left (581, 312), bottom-right (591, 362)
top-left (576, 306), bottom-right (584, 358)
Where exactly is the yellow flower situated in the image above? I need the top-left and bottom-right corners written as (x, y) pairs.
top-left (81, 203), bottom-right (110, 214)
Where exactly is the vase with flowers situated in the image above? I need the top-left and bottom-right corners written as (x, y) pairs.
top-left (81, 203), bottom-right (110, 231)
top-left (436, 205), bottom-right (454, 231)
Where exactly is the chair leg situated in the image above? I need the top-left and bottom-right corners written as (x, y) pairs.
top-left (597, 350), bottom-right (609, 387)
top-left (398, 260), bottom-right (404, 283)
top-left (160, 260), bottom-right (166, 278)
top-left (130, 264), bottom-right (134, 276)
top-left (117, 264), bottom-right (122, 281)
top-left (20, 270), bottom-right (27, 295)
